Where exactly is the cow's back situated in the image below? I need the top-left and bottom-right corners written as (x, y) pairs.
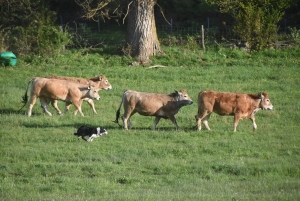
top-left (199, 91), bottom-right (257, 116)
top-left (31, 78), bottom-right (86, 100)
top-left (198, 91), bottom-right (236, 116)
top-left (124, 90), bottom-right (173, 116)
top-left (46, 75), bottom-right (111, 90)
top-left (46, 75), bottom-right (89, 84)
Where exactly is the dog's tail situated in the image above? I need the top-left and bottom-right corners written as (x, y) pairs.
top-left (18, 78), bottom-right (34, 112)
top-left (112, 91), bottom-right (127, 127)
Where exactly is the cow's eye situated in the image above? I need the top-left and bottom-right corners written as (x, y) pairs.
top-left (266, 99), bottom-right (269, 102)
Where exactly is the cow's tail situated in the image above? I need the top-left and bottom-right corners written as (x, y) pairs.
top-left (112, 91), bottom-right (126, 127)
top-left (18, 78), bottom-right (34, 112)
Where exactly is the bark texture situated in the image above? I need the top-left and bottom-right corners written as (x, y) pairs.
top-left (126, 0), bottom-right (164, 64)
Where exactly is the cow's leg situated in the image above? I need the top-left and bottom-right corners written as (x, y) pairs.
top-left (74, 99), bottom-right (96, 115)
top-left (28, 96), bottom-right (37, 117)
top-left (73, 101), bottom-right (84, 116)
top-left (40, 99), bottom-right (50, 115)
top-left (85, 99), bottom-right (97, 114)
top-left (152, 116), bottom-right (161, 130)
top-left (51, 100), bottom-right (62, 115)
top-left (195, 111), bottom-right (211, 130)
top-left (61, 103), bottom-right (72, 115)
top-left (40, 101), bottom-right (47, 115)
top-left (73, 99), bottom-right (84, 115)
top-left (202, 113), bottom-right (211, 130)
top-left (40, 99), bottom-right (47, 115)
top-left (122, 115), bottom-right (131, 130)
top-left (40, 98), bottom-right (52, 116)
top-left (169, 115), bottom-right (179, 130)
top-left (233, 114), bottom-right (241, 132)
top-left (127, 117), bottom-right (133, 129)
top-left (195, 115), bottom-right (202, 130)
top-left (122, 111), bottom-right (135, 130)
top-left (250, 116), bottom-right (257, 131)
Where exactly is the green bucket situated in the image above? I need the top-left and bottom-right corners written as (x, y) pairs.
top-left (0, 52), bottom-right (17, 66)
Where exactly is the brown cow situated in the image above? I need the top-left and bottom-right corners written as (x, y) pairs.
top-left (22, 77), bottom-right (100, 117)
top-left (195, 91), bottom-right (273, 131)
top-left (44, 75), bottom-right (112, 114)
top-left (114, 89), bottom-right (193, 130)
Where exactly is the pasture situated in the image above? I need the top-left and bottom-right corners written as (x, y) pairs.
top-left (1, 46), bottom-right (300, 200)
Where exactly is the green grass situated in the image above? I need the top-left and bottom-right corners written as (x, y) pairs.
top-left (0, 46), bottom-right (300, 200)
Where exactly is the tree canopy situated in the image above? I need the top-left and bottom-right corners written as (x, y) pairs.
top-left (206, 0), bottom-right (294, 49)
top-left (0, 0), bottom-right (299, 57)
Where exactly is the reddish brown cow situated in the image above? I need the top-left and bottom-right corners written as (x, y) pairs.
top-left (22, 77), bottom-right (100, 117)
top-left (195, 91), bottom-right (273, 131)
top-left (114, 89), bottom-right (193, 130)
top-left (44, 75), bottom-right (112, 114)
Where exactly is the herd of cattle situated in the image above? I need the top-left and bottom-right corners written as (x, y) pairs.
top-left (21, 75), bottom-right (273, 133)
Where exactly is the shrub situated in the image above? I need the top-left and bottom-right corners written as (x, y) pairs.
top-left (0, 1), bottom-right (71, 56)
top-left (288, 27), bottom-right (300, 42)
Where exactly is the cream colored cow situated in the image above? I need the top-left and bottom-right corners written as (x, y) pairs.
top-left (114, 89), bottom-right (193, 130)
top-left (45, 75), bottom-right (112, 114)
top-left (22, 77), bottom-right (100, 117)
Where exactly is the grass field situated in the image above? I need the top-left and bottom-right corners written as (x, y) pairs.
top-left (1, 46), bottom-right (300, 200)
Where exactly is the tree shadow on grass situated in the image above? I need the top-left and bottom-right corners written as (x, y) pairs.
top-left (21, 122), bottom-right (120, 131)
top-left (109, 124), bottom-right (198, 132)
top-left (0, 109), bottom-right (27, 115)
top-left (0, 108), bottom-right (197, 132)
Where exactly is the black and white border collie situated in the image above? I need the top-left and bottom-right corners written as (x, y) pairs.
top-left (74, 126), bottom-right (108, 142)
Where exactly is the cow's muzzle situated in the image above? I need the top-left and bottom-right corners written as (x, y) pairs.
top-left (264, 106), bottom-right (273, 110)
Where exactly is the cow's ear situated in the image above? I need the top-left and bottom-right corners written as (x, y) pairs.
top-left (259, 92), bottom-right (264, 99)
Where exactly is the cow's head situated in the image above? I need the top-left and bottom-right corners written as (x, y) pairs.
top-left (87, 84), bottom-right (100, 100)
top-left (175, 89), bottom-right (193, 105)
top-left (92, 75), bottom-right (112, 90)
top-left (259, 92), bottom-right (273, 110)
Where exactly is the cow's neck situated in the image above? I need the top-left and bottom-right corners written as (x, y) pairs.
top-left (251, 98), bottom-right (263, 116)
top-left (82, 89), bottom-right (92, 97)
top-left (251, 108), bottom-right (261, 116)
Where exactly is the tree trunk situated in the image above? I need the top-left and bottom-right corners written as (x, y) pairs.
top-left (126, 0), bottom-right (164, 65)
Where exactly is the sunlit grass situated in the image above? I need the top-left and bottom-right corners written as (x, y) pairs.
top-left (0, 46), bottom-right (300, 200)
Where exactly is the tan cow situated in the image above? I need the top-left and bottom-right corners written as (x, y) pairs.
top-left (113, 89), bottom-right (193, 130)
top-left (195, 91), bottom-right (273, 132)
top-left (22, 77), bottom-right (100, 117)
top-left (44, 75), bottom-right (112, 114)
